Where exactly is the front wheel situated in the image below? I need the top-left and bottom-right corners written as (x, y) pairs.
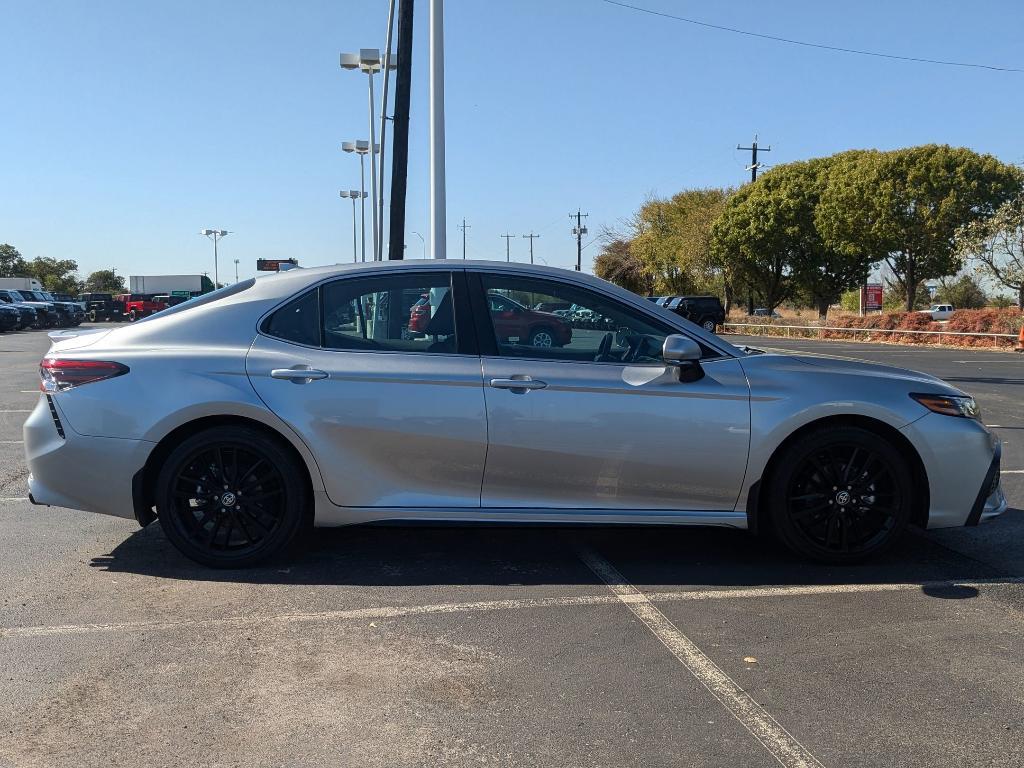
top-left (701, 319), bottom-right (717, 332)
top-left (767, 426), bottom-right (913, 563)
top-left (528, 326), bottom-right (555, 348)
top-left (128, 309), bottom-right (138, 322)
top-left (156, 426), bottom-right (309, 568)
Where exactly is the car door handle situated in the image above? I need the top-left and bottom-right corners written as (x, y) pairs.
top-left (489, 376), bottom-right (548, 393)
top-left (271, 367), bottom-right (329, 383)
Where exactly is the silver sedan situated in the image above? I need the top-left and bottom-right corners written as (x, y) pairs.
top-left (24, 261), bottom-right (1007, 567)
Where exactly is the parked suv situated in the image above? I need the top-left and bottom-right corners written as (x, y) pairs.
top-left (78, 293), bottom-right (126, 322)
top-left (666, 296), bottom-right (726, 332)
top-left (115, 293), bottom-right (169, 322)
top-left (0, 290), bottom-right (41, 328)
top-left (486, 292), bottom-right (572, 347)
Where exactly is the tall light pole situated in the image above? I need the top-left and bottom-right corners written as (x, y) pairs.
top-left (199, 229), bottom-right (229, 287)
top-left (429, 0), bottom-right (446, 259)
top-left (412, 230), bottom-right (425, 259)
top-left (233, 259), bottom-right (239, 283)
top-left (342, 141), bottom-right (377, 262)
top-left (340, 190), bottom-right (365, 263)
top-left (341, 50), bottom-right (394, 262)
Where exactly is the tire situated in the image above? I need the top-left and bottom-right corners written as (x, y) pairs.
top-left (88, 309), bottom-right (98, 323)
top-left (766, 426), bottom-right (913, 564)
top-left (701, 319), bottom-right (717, 332)
top-left (528, 326), bottom-right (556, 348)
top-left (156, 426), bottom-right (310, 568)
top-left (129, 309), bottom-right (138, 322)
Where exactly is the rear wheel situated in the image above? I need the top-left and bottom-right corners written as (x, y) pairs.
top-left (128, 309), bottom-right (139, 322)
top-left (88, 309), bottom-right (98, 323)
top-left (156, 426), bottom-right (309, 568)
top-left (701, 318), bottom-right (716, 332)
top-left (767, 427), bottom-right (913, 563)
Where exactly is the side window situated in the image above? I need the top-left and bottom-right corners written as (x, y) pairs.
top-left (478, 274), bottom-right (678, 364)
top-left (264, 289), bottom-right (320, 346)
top-left (321, 272), bottom-right (458, 353)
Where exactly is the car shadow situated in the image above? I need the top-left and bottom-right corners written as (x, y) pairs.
top-left (88, 508), bottom-right (1024, 595)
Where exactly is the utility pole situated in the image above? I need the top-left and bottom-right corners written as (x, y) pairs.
top-left (737, 134), bottom-right (771, 183)
top-left (458, 218), bottom-right (470, 259)
top-left (522, 233), bottom-right (540, 265)
top-left (570, 209), bottom-right (589, 271)
top-left (388, 0), bottom-right (414, 260)
top-left (500, 233), bottom-right (514, 262)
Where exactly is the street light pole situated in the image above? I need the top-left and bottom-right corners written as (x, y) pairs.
top-left (340, 190), bottom-right (364, 263)
top-left (429, 0), bottom-right (446, 259)
top-left (234, 259), bottom-right (239, 282)
top-left (199, 229), bottom-right (229, 287)
top-left (342, 141), bottom-right (377, 262)
top-left (412, 230), bottom-right (425, 259)
top-left (342, 51), bottom-right (394, 261)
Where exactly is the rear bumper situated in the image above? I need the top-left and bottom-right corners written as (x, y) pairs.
top-left (23, 395), bottom-right (152, 520)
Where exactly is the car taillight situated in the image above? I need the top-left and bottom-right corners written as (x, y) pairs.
top-left (40, 359), bottom-right (129, 392)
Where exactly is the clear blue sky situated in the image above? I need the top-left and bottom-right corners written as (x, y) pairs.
top-left (2, 0), bottom-right (1022, 281)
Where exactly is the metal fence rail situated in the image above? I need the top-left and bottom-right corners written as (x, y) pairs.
top-left (722, 322), bottom-right (1018, 346)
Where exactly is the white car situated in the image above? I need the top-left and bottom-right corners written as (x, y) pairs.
top-left (920, 304), bottom-right (954, 321)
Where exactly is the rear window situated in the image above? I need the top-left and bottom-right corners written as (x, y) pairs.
top-left (135, 278), bottom-right (256, 324)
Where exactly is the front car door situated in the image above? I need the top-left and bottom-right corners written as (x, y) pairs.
top-left (247, 269), bottom-right (488, 509)
top-left (470, 271), bottom-right (751, 514)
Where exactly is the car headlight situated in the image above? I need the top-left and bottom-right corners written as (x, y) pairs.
top-left (910, 393), bottom-right (981, 420)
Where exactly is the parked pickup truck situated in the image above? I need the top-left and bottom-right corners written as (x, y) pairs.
top-left (115, 293), bottom-right (169, 322)
top-left (78, 293), bottom-right (126, 322)
top-left (920, 303), bottom-right (954, 321)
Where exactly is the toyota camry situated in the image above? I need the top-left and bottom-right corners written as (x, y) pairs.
top-left (24, 261), bottom-right (1006, 567)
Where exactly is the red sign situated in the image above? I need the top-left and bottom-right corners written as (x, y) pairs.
top-left (862, 284), bottom-right (883, 311)
top-left (256, 258), bottom-right (298, 272)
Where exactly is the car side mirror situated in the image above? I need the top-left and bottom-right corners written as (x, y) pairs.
top-left (662, 334), bottom-right (704, 382)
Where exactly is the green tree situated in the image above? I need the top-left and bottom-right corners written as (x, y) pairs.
top-left (958, 196), bottom-right (1024, 308)
top-left (0, 243), bottom-right (28, 277)
top-left (629, 188), bottom-right (733, 297)
top-left (818, 145), bottom-right (1022, 311)
top-left (82, 269), bottom-right (126, 294)
top-left (27, 256), bottom-right (80, 294)
top-left (937, 274), bottom-right (987, 309)
top-left (593, 239), bottom-right (652, 295)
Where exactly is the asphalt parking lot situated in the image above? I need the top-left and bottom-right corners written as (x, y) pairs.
top-left (1, 326), bottom-right (1023, 768)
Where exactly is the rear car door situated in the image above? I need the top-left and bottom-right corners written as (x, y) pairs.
top-left (246, 269), bottom-right (488, 509)
top-left (470, 271), bottom-right (751, 512)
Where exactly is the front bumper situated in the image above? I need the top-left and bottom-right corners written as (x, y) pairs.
top-left (968, 442), bottom-right (1008, 525)
top-left (24, 395), bottom-right (152, 520)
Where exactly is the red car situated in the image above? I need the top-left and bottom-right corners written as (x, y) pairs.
top-left (408, 294), bottom-right (431, 334)
top-left (486, 292), bottom-right (572, 348)
top-left (115, 293), bottom-right (169, 322)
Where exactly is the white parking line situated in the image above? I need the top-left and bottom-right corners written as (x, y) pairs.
top-left (18, 390), bottom-right (39, 394)
top-left (4, 577), bottom-right (1024, 641)
top-left (578, 545), bottom-right (825, 768)
top-left (0, 497), bottom-right (28, 502)
top-left (0, 409), bottom-right (31, 413)
top-left (1002, 470), bottom-right (1024, 474)
top-left (0, 440), bottom-right (23, 444)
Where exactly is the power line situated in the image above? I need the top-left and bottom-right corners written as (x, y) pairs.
top-left (522, 233), bottom-right (540, 265)
top-left (737, 134), bottom-right (770, 182)
top-left (500, 233), bottom-right (515, 262)
top-left (599, 0), bottom-right (1023, 73)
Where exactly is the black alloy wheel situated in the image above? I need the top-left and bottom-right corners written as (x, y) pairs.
top-left (156, 426), bottom-right (308, 568)
top-left (767, 426), bottom-right (913, 563)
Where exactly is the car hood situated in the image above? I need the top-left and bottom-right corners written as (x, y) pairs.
top-left (743, 348), bottom-right (963, 395)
